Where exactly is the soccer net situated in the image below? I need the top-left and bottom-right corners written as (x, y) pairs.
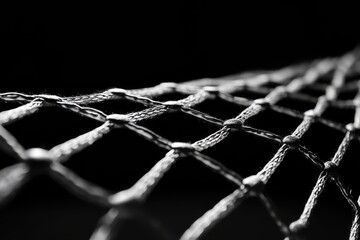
top-left (0, 48), bottom-right (360, 240)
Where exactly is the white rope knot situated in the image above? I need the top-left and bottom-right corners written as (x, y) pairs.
top-left (324, 161), bottom-right (337, 176)
top-left (106, 114), bottom-right (130, 125)
top-left (171, 142), bottom-right (194, 152)
top-left (203, 86), bottom-right (220, 94)
top-left (243, 175), bottom-right (264, 194)
top-left (108, 88), bottom-right (127, 96)
top-left (25, 148), bottom-right (53, 170)
top-left (36, 94), bottom-right (62, 103)
top-left (346, 123), bottom-right (360, 133)
top-left (282, 135), bottom-right (300, 149)
top-left (163, 101), bottom-right (184, 110)
top-left (160, 82), bottom-right (178, 90)
top-left (223, 118), bottom-right (243, 131)
top-left (289, 220), bottom-right (307, 238)
top-left (253, 98), bottom-right (270, 107)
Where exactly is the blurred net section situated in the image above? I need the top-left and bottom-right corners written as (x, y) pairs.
top-left (1, 48), bottom-right (360, 240)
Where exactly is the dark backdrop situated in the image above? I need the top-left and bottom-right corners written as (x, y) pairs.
top-left (0, 1), bottom-right (360, 240)
top-left (1, 1), bottom-right (360, 93)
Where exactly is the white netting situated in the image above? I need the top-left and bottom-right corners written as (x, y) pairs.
top-left (1, 48), bottom-right (360, 239)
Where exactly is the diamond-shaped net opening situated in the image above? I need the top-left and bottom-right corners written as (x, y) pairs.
top-left (1, 48), bottom-right (360, 240)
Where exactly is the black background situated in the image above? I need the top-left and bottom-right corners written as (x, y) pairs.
top-left (1, 1), bottom-right (360, 93)
top-left (0, 1), bottom-right (360, 240)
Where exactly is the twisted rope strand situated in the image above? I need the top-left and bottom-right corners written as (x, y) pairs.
top-left (0, 50), bottom-right (359, 240)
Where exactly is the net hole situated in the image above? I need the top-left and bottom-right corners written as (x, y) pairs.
top-left (345, 72), bottom-right (360, 84)
top-left (265, 150), bottom-right (320, 223)
top-left (276, 97), bottom-right (317, 113)
top-left (145, 156), bottom-right (237, 238)
top-left (152, 91), bottom-right (190, 102)
top-left (306, 183), bottom-right (353, 240)
top-left (193, 98), bottom-right (248, 120)
top-left (313, 71), bottom-right (334, 84)
top-left (337, 88), bottom-right (358, 100)
top-left (301, 122), bottom-right (346, 161)
top-left (245, 108), bottom-right (303, 136)
top-left (231, 88), bottom-right (268, 100)
top-left (261, 82), bottom-right (283, 89)
top-left (322, 106), bottom-right (355, 125)
top-left (87, 98), bottom-right (147, 115)
top-left (297, 84), bottom-right (327, 98)
top-left (337, 140), bottom-right (360, 198)
top-left (203, 132), bottom-right (280, 178)
top-left (139, 111), bottom-right (220, 142)
top-left (4, 107), bottom-right (102, 149)
top-left (63, 128), bottom-right (168, 191)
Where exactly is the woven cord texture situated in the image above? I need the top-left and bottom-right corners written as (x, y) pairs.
top-left (1, 48), bottom-right (360, 240)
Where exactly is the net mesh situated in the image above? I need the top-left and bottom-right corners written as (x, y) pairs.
top-left (1, 49), bottom-right (360, 240)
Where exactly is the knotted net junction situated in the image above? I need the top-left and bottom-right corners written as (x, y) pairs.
top-left (1, 49), bottom-right (360, 240)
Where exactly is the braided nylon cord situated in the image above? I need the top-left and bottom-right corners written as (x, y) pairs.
top-left (0, 49), bottom-right (360, 239)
